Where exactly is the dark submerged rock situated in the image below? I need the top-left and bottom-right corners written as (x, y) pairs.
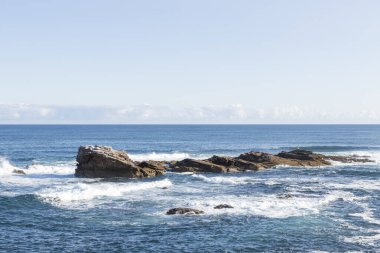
top-left (12, 169), bottom-right (26, 175)
top-left (277, 193), bottom-right (293, 199)
top-left (214, 204), bottom-right (234, 209)
top-left (166, 208), bottom-right (204, 215)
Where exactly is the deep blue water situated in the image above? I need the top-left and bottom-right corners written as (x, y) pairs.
top-left (0, 125), bottom-right (379, 252)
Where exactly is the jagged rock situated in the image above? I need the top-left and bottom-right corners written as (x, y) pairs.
top-left (277, 149), bottom-right (317, 160)
top-left (75, 146), bottom-right (165, 178)
top-left (171, 159), bottom-right (227, 173)
top-left (168, 149), bottom-right (373, 173)
top-left (238, 152), bottom-right (274, 164)
top-left (12, 169), bottom-right (26, 175)
top-left (277, 193), bottom-right (293, 199)
top-left (166, 208), bottom-right (204, 215)
top-left (138, 160), bottom-right (166, 171)
top-left (137, 160), bottom-right (166, 177)
top-left (207, 156), bottom-right (259, 171)
top-left (238, 150), bottom-right (332, 168)
top-left (214, 204), bottom-right (234, 209)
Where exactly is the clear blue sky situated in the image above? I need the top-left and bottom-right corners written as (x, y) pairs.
top-left (0, 1), bottom-right (379, 123)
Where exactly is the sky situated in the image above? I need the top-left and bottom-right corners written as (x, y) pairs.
top-left (0, 0), bottom-right (379, 124)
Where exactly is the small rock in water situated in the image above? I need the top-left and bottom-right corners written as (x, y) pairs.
top-left (166, 208), bottom-right (204, 215)
top-left (12, 169), bottom-right (26, 175)
top-left (161, 187), bottom-right (169, 189)
top-left (277, 193), bottom-right (293, 199)
top-left (214, 204), bottom-right (234, 209)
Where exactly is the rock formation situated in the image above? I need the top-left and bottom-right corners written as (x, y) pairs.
top-left (12, 169), bottom-right (26, 175)
top-left (75, 146), bottom-right (373, 178)
top-left (75, 146), bottom-right (165, 178)
top-left (214, 204), bottom-right (234, 209)
top-left (171, 149), bottom-right (373, 173)
top-left (166, 208), bottom-right (204, 215)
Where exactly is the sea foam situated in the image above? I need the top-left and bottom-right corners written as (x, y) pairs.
top-left (38, 178), bottom-right (173, 208)
top-left (0, 157), bottom-right (19, 176)
top-left (129, 152), bottom-right (191, 161)
top-left (191, 174), bottom-right (256, 185)
top-left (162, 190), bottom-right (356, 219)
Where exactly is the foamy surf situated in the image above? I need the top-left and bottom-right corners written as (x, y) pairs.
top-left (0, 157), bottom-right (75, 177)
top-left (344, 231), bottom-right (380, 246)
top-left (328, 151), bottom-right (380, 166)
top-left (24, 164), bottom-right (75, 175)
top-left (129, 152), bottom-right (213, 161)
top-left (163, 190), bottom-right (356, 219)
top-left (0, 157), bottom-right (19, 176)
top-left (38, 178), bottom-right (173, 208)
top-left (324, 179), bottom-right (380, 192)
top-left (191, 174), bottom-right (256, 185)
top-left (129, 152), bottom-right (191, 161)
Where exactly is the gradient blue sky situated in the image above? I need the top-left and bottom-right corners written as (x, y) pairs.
top-left (0, 1), bottom-right (379, 123)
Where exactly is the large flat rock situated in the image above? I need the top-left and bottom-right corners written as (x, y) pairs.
top-left (75, 146), bottom-right (165, 178)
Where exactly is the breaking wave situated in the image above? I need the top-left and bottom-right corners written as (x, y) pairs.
top-left (38, 178), bottom-right (173, 207)
top-left (191, 174), bottom-right (255, 185)
top-left (0, 157), bottom-right (75, 177)
top-left (166, 190), bottom-right (359, 219)
top-left (129, 152), bottom-right (191, 161)
top-left (0, 157), bottom-right (18, 176)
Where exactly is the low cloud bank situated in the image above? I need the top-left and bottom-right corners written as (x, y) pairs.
top-left (0, 104), bottom-right (378, 124)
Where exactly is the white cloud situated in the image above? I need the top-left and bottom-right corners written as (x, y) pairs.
top-left (0, 104), bottom-right (379, 124)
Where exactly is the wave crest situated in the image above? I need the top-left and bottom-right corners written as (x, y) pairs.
top-left (129, 152), bottom-right (191, 161)
top-left (0, 157), bottom-right (19, 175)
top-left (38, 178), bottom-right (172, 207)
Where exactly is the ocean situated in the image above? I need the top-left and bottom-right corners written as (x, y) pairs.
top-left (0, 125), bottom-right (379, 252)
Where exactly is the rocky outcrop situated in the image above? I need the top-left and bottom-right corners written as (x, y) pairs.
top-left (166, 208), bottom-right (204, 215)
top-left (75, 146), bottom-right (165, 178)
top-left (171, 159), bottom-right (227, 173)
top-left (214, 204), bottom-right (234, 209)
top-left (75, 146), bottom-right (374, 178)
top-left (277, 193), bottom-right (293, 199)
top-left (12, 169), bottom-right (26, 175)
top-left (170, 149), bottom-right (373, 173)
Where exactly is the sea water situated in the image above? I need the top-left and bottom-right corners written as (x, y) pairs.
top-left (0, 125), bottom-right (379, 252)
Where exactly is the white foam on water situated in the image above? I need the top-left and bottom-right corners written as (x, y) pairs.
top-left (24, 164), bottom-right (75, 175)
top-left (348, 201), bottom-right (380, 226)
top-left (172, 172), bottom-right (194, 175)
top-left (0, 157), bottom-right (19, 176)
top-left (329, 151), bottom-right (380, 166)
top-left (324, 179), bottom-right (380, 192)
top-left (343, 231), bottom-right (380, 246)
top-left (0, 158), bottom-right (77, 192)
top-left (0, 157), bottom-right (75, 177)
top-left (164, 190), bottom-right (355, 219)
top-left (38, 178), bottom-right (173, 208)
top-left (129, 152), bottom-right (191, 161)
top-left (191, 174), bottom-right (256, 185)
top-left (129, 152), bottom-right (214, 161)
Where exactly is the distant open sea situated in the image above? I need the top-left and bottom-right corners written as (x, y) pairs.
top-left (0, 125), bottom-right (379, 252)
